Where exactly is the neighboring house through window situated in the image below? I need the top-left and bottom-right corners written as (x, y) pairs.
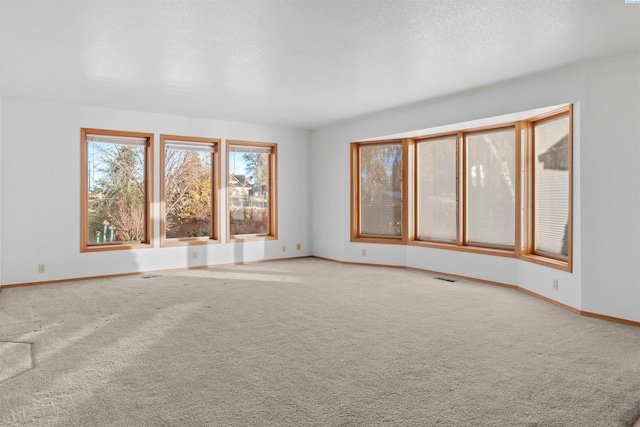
top-left (227, 141), bottom-right (278, 241)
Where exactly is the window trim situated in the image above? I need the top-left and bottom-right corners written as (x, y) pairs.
top-left (412, 124), bottom-right (520, 255)
top-left (462, 124), bottom-right (518, 251)
top-left (350, 139), bottom-right (408, 244)
top-left (521, 106), bottom-right (573, 272)
top-left (80, 128), bottom-right (154, 252)
top-left (226, 140), bottom-right (278, 242)
top-left (413, 132), bottom-right (459, 245)
top-left (352, 105), bottom-right (573, 272)
top-left (159, 134), bottom-right (221, 247)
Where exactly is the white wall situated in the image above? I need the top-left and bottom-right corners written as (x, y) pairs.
top-left (0, 99), bottom-right (311, 285)
top-left (578, 53), bottom-right (640, 321)
top-left (310, 50), bottom-right (640, 323)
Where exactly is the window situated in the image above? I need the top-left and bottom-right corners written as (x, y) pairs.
top-left (416, 135), bottom-right (457, 243)
top-left (352, 105), bottom-right (573, 271)
top-left (160, 135), bottom-right (220, 246)
top-left (531, 112), bottom-right (572, 261)
top-left (465, 128), bottom-right (516, 248)
top-left (81, 128), bottom-right (153, 252)
top-left (351, 141), bottom-right (404, 242)
top-left (227, 141), bottom-right (277, 241)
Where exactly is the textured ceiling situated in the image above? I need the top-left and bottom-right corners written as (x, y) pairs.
top-left (1, 0), bottom-right (639, 129)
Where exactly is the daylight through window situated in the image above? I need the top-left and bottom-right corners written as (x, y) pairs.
top-left (416, 135), bottom-right (457, 242)
top-left (358, 142), bottom-right (403, 238)
top-left (351, 105), bottom-right (573, 271)
top-left (465, 128), bottom-right (516, 248)
top-left (533, 114), bottom-right (571, 259)
top-left (161, 135), bottom-right (219, 246)
top-left (81, 128), bottom-right (153, 252)
top-left (227, 141), bottom-right (277, 240)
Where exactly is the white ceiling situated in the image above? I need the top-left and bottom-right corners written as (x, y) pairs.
top-left (1, 0), bottom-right (639, 130)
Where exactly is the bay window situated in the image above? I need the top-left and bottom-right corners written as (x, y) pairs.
top-left (351, 105), bottom-right (573, 271)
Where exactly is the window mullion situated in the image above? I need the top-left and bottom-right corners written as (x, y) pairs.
top-left (457, 133), bottom-right (465, 247)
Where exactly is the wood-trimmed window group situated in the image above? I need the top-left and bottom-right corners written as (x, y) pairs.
top-left (81, 129), bottom-right (277, 252)
top-left (351, 106), bottom-right (573, 271)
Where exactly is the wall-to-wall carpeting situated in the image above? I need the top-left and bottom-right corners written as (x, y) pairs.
top-left (1, 258), bottom-right (639, 426)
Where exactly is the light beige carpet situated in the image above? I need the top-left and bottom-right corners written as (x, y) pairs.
top-left (1, 257), bottom-right (639, 426)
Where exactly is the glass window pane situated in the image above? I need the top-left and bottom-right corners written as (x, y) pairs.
top-left (417, 136), bottom-right (457, 242)
top-left (164, 147), bottom-right (212, 238)
top-left (466, 129), bottom-right (516, 248)
top-left (359, 143), bottom-right (402, 237)
top-left (87, 141), bottom-right (146, 243)
top-left (534, 115), bottom-right (570, 257)
top-left (228, 148), bottom-right (270, 236)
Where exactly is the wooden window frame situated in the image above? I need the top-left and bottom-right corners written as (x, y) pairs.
top-left (521, 106), bottom-right (573, 272)
top-left (160, 134), bottom-right (221, 248)
top-left (226, 140), bottom-right (278, 243)
top-left (80, 128), bottom-right (154, 252)
top-left (354, 105), bottom-right (572, 272)
top-left (411, 125), bottom-right (518, 258)
top-left (350, 139), bottom-right (408, 244)
top-left (462, 124), bottom-right (519, 251)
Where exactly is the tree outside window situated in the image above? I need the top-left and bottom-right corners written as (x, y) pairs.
top-left (357, 142), bottom-right (403, 238)
top-left (161, 136), bottom-right (218, 244)
top-left (81, 129), bottom-right (153, 252)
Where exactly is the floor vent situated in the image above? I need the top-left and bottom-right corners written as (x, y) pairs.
top-left (435, 277), bottom-right (456, 283)
top-left (142, 275), bottom-right (161, 279)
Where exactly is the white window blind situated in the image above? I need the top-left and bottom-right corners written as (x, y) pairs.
top-left (359, 143), bottom-right (402, 237)
top-left (229, 145), bottom-right (272, 154)
top-left (86, 134), bottom-right (147, 146)
top-left (165, 141), bottom-right (216, 153)
top-left (466, 129), bottom-right (516, 248)
top-left (417, 136), bottom-right (457, 242)
top-left (534, 115), bottom-right (570, 257)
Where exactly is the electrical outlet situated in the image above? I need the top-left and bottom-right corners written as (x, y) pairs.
top-left (296, 243), bottom-right (301, 251)
top-left (191, 252), bottom-right (198, 260)
top-left (38, 264), bottom-right (45, 273)
top-left (362, 249), bottom-right (367, 256)
top-left (553, 279), bottom-right (558, 291)
top-left (282, 245), bottom-right (286, 252)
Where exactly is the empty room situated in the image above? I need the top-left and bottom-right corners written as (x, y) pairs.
top-left (1, 0), bottom-right (640, 425)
